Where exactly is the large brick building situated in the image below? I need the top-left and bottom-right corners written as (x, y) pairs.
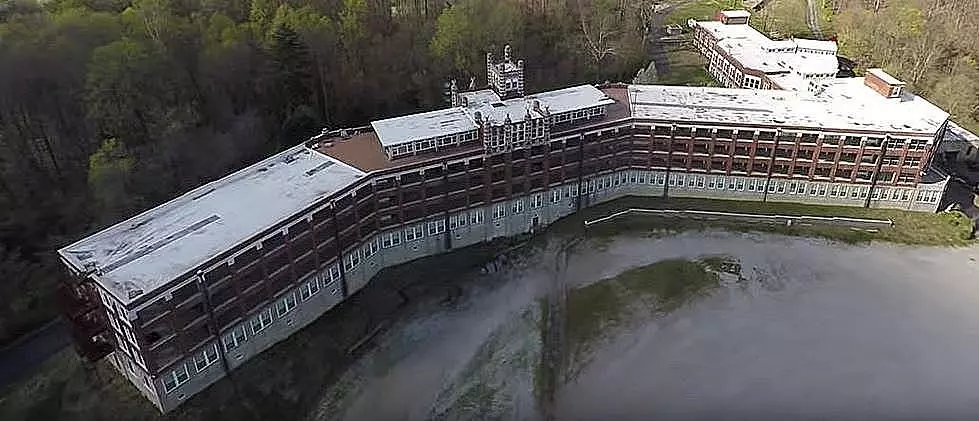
top-left (690, 10), bottom-right (839, 92)
top-left (58, 42), bottom-right (952, 412)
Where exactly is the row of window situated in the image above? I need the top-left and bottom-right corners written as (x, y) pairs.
top-left (388, 130), bottom-right (479, 158)
top-left (163, 273), bottom-right (339, 395)
top-left (552, 106), bottom-right (603, 124)
top-left (554, 170), bottom-right (935, 205)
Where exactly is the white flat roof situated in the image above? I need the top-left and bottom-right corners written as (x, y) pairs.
top-left (794, 38), bottom-right (838, 52)
top-left (697, 20), bottom-right (838, 76)
top-left (371, 107), bottom-right (478, 148)
top-left (59, 145), bottom-right (367, 305)
top-left (720, 10), bottom-right (751, 18)
top-left (462, 84), bottom-right (616, 125)
top-left (628, 78), bottom-right (949, 135)
top-left (528, 84), bottom-right (616, 115)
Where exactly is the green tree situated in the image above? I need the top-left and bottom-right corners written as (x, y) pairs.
top-left (87, 137), bottom-right (136, 222)
top-left (85, 38), bottom-right (164, 141)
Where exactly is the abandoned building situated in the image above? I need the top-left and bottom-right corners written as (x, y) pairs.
top-left (58, 39), bottom-right (954, 412)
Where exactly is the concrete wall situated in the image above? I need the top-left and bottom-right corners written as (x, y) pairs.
top-left (136, 168), bottom-right (947, 412)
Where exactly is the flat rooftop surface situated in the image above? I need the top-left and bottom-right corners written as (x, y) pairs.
top-left (59, 145), bottom-right (367, 305)
top-left (628, 79), bottom-right (949, 135)
top-left (371, 107), bottom-right (477, 148)
top-left (698, 20), bottom-right (837, 77)
top-left (463, 85), bottom-right (615, 125)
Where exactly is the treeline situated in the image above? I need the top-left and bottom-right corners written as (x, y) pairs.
top-left (0, 0), bottom-right (650, 346)
top-left (833, 0), bottom-right (979, 132)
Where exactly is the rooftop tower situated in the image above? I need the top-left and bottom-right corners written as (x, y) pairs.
top-left (486, 44), bottom-right (525, 99)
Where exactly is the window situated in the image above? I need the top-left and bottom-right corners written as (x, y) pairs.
top-left (298, 279), bottom-right (319, 301)
top-left (223, 326), bottom-right (247, 352)
top-left (427, 219), bottom-right (446, 235)
top-left (511, 199), bottom-right (524, 214)
top-left (344, 250), bottom-right (360, 270)
top-left (469, 209), bottom-right (484, 225)
top-left (194, 343), bottom-right (220, 372)
top-left (274, 292), bottom-right (297, 317)
top-left (904, 157), bottom-right (922, 167)
top-left (551, 190), bottom-right (561, 203)
top-left (250, 308), bottom-right (273, 334)
top-left (449, 213), bottom-right (468, 229)
top-left (163, 363), bottom-right (190, 393)
top-left (404, 225), bottom-right (422, 242)
top-left (381, 232), bottom-right (401, 248)
top-left (329, 264), bottom-right (341, 283)
top-left (882, 156), bottom-right (901, 166)
top-left (494, 204), bottom-right (507, 219)
top-left (566, 184), bottom-right (579, 197)
top-left (531, 193), bottom-right (543, 209)
top-left (362, 240), bottom-right (378, 258)
top-left (908, 140), bottom-right (927, 150)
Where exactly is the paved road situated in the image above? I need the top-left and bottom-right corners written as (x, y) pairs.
top-left (0, 320), bottom-right (71, 390)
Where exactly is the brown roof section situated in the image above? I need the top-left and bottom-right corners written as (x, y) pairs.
top-left (312, 132), bottom-right (483, 173)
top-left (601, 86), bottom-right (632, 121)
top-left (314, 85), bottom-right (632, 173)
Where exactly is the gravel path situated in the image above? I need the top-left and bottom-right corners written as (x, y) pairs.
top-left (806, 0), bottom-right (824, 38)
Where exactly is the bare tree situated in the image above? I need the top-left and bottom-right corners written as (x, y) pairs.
top-left (578, 0), bottom-right (620, 73)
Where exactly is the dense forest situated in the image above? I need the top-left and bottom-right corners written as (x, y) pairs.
top-left (833, 0), bottom-right (979, 132)
top-left (0, 0), bottom-right (653, 346)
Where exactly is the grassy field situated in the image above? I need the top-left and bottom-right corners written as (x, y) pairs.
top-left (657, 47), bottom-right (718, 87)
top-left (548, 196), bottom-right (975, 247)
top-left (750, 0), bottom-right (835, 39)
top-left (563, 259), bottom-right (722, 376)
top-left (665, 0), bottom-right (744, 26)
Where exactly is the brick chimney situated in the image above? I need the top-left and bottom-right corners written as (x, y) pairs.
top-left (716, 10), bottom-right (750, 25)
top-left (864, 68), bottom-right (906, 99)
